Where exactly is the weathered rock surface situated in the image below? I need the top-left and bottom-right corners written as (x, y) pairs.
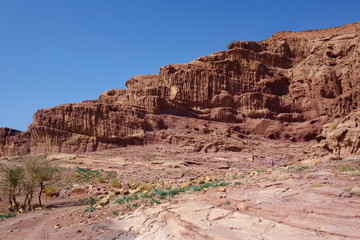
top-left (314, 108), bottom-right (360, 158)
top-left (111, 169), bottom-right (360, 240)
top-left (0, 128), bottom-right (30, 156)
top-left (1, 22), bottom-right (359, 156)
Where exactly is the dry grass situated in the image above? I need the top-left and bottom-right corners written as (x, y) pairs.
top-left (44, 186), bottom-right (58, 198)
top-left (110, 179), bottom-right (121, 188)
top-left (350, 186), bottom-right (360, 196)
top-left (328, 120), bottom-right (339, 131)
top-left (309, 182), bottom-right (323, 187)
top-left (347, 171), bottom-right (360, 177)
top-left (338, 163), bottom-right (356, 172)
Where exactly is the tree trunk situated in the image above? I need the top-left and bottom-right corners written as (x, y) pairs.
top-left (38, 183), bottom-right (44, 207)
top-left (8, 192), bottom-right (14, 211)
top-left (12, 195), bottom-right (19, 211)
top-left (27, 191), bottom-right (33, 211)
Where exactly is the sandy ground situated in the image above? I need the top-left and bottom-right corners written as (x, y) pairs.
top-left (0, 140), bottom-right (359, 239)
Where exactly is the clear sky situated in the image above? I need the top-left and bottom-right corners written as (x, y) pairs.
top-left (1, 0), bottom-right (359, 131)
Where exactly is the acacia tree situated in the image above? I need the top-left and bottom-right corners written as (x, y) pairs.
top-left (0, 157), bottom-right (56, 211)
top-left (1, 165), bottom-right (24, 212)
top-left (34, 167), bottom-right (53, 207)
top-left (23, 158), bottom-right (54, 207)
top-left (21, 166), bottom-right (36, 211)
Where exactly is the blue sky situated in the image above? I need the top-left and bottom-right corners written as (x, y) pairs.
top-left (1, 0), bottom-right (359, 131)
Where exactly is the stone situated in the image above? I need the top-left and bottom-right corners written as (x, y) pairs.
top-left (236, 203), bottom-right (248, 211)
top-left (181, 181), bottom-right (192, 188)
top-left (54, 223), bottom-right (61, 230)
top-left (315, 109), bottom-right (360, 158)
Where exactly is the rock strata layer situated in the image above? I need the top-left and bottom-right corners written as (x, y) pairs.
top-left (1, 22), bottom-right (359, 156)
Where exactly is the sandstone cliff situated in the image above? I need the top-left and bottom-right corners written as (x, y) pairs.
top-left (1, 22), bottom-right (359, 156)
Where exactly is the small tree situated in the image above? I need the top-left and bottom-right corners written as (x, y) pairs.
top-left (2, 165), bottom-right (24, 212)
top-left (0, 157), bottom-right (56, 212)
top-left (35, 167), bottom-right (53, 207)
top-left (24, 158), bottom-right (54, 207)
top-left (21, 163), bottom-right (36, 211)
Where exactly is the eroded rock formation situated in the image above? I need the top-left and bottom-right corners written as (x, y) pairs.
top-left (1, 22), bottom-right (359, 156)
top-left (0, 128), bottom-right (30, 156)
top-left (314, 109), bottom-right (360, 158)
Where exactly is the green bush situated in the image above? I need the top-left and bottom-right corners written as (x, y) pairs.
top-left (44, 186), bottom-right (58, 198)
top-left (0, 212), bottom-right (16, 219)
top-left (110, 179), bottom-right (121, 188)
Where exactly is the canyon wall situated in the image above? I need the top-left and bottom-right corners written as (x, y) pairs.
top-left (1, 22), bottom-right (359, 156)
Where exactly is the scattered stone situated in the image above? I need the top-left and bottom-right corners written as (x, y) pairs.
top-left (236, 203), bottom-right (248, 211)
top-left (218, 165), bottom-right (230, 170)
top-left (181, 181), bottom-right (192, 188)
top-left (339, 192), bottom-right (352, 198)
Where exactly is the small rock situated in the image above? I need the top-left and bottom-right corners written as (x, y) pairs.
top-left (129, 187), bottom-right (142, 194)
top-left (181, 181), bottom-right (192, 188)
top-left (236, 203), bottom-right (248, 211)
top-left (119, 189), bottom-right (129, 195)
top-left (218, 165), bottom-right (230, 170)
top-left (54, 223), bottom-right (61, 230)
top-left (339, 192), bottom-right (352, 198)
top-left (218, 187), bottom-right (227, 192)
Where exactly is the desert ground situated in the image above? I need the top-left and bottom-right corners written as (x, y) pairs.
top-left (1, 139), bottom-right (359, 240)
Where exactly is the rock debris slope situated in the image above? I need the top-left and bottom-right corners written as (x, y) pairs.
top-left (1, 22), bottom-right (359, 156)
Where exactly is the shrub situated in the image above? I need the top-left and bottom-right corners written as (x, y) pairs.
top-left (44, 186), bottom-right (58, 198)
top-left (97, 176), bottom-right (106, 184)
top-left (150, 198), bottom-right (160, 204)
top-left (110, 179), bottom-right (121, 188)
top-left (0, 212), bottom-right (16, 219)
top-left (84, 207), bottom-right (95, 213)
top-left (227, 40), bottom-right (237, 49)
top-left (350, 186), bottom-right (360, 196)
top-left (328, 120), bottom-right (339, 131)
top-left (132, 203), bottom-right (139, 208)
top-left (2, 165), bottom-right (25, 211)
top-left (338, 163), bottom-right (355, 172)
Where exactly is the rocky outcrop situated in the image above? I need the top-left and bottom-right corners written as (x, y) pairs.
top-left (315, 109), bottom-right (360, 158)
top-left (1, 22), bottom-right (360, 156)
top-left (0, 128), bottom-right (30, 156)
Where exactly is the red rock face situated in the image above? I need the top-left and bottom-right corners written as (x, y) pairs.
top-left (0, 128), bottom-right (30, 156)
top-left (1, 22), bottom-right (359, 156)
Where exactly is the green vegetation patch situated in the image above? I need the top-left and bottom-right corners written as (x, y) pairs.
top-left (338, 163), bottom-right (356, 172)
top-left (0, 212), bottom-right (16, 219)
top-left (74, 168), bottom-right (117, 183)
top-left (114, 181), bottom-right (231, 206)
